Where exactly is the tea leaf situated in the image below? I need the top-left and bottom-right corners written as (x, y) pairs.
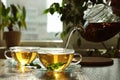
top-left (47, 62), bottom-right (66, 71)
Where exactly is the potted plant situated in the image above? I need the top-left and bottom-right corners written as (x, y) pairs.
top-left (0, 2), bottom-right (26, 48)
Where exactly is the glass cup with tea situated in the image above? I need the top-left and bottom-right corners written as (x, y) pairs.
top-left (37, 48), bottom-right (82, 79)
top-left (4, 46), bottom-right (39, 73)
top-left (37, 48), bottom-right (82, 71)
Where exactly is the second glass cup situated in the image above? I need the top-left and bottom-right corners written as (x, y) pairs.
top-left (37, 47), bottom-right (82, 72)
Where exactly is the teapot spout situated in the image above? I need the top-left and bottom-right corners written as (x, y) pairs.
top-left (80, 23), bottom-right (120, 42)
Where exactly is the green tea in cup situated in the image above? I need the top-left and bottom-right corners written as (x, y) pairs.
top-left (37, 48), bottom-right (82, 72)
top-left (4, 46), bottom-right (39, 73)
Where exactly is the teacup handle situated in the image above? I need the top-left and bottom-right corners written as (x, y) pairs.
top-left (4, 50), bottom-right (12, 59)
top-left (4, 50), bottom-right (17, 66)
top-left (71, 53), bottom-right (82, 65)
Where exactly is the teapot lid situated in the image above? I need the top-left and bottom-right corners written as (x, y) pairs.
top-left (84, 3), bottom-right (120, 23)
top-left (84, 4), bottom-right (105, 19)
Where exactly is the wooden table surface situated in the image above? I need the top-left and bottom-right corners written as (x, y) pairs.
top-left (0, 58), bottom-right (120, 80)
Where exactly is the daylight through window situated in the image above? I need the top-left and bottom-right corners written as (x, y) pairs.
top-left (2, 0), bottom-right (62, 41)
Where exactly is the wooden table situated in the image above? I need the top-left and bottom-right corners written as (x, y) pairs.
top-left (0, 58), bottom-right (120, 80)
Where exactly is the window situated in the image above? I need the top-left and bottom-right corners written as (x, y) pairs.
top-left (2, 0), bottom-right (62, 41)
top-left (0, 0), bottom-right (63, 47)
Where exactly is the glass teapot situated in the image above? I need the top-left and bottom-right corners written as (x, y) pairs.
top-left (78, 0), bottom-right (120, 42)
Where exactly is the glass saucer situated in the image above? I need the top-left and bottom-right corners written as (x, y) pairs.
top-left (4, 59), bottom-right (37, 73)
top-left (32, 64), bottom-right (85, 80)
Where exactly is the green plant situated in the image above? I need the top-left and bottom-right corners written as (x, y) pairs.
top-left (0, 2), bottom-right (26, 31)
top-left (43, 0), bottom-right (105, 47)
top-left (44, 0), bottom-right (104, 38)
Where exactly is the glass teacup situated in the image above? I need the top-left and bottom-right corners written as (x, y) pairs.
top-left (4, 46), bottom-right (40, 73)
top-left (37, 48), bottom-right (82, 72)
